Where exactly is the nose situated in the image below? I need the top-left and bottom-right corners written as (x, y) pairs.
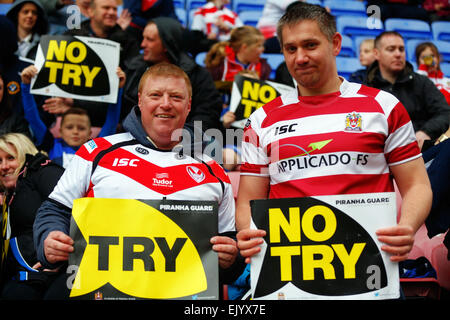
top-left (160, 93), bottom-right (171, 107)
top-left (295, 48), bottom-right (309, 65)
top-left (0, 159), bottom-right (10, 171)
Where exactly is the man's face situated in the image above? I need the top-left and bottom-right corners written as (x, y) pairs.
top-left (374, 35), bottom-right (406, 75)
top-left (89, 0), bottom-right (117, 30)
top-left (141, 23), bottom-right (168, 63)
top-left (138, 75), bottom-right (191, 150)
top-left (281, 19), bottom-right (340, 92)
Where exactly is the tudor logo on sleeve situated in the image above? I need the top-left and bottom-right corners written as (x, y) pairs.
top-left (186, 166), bottom-right (205, 183)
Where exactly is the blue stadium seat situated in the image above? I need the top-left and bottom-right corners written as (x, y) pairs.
top-left (431, 21), bottom-right (450, 41)
top-left (186, 0), bottom-right (206, 12)
top-left (175, 7), bottom-right (187, 27)
top-left (385, 18), bottom-right (432, 40)
top-left (261, 53), bottom-right (285, 79)
top-left (339, 34), bottom-right (356, 57)
top-left (173, 0), bottom-right (186, 9)
top-left (232, 0), bottom-right (265, 14)
top-left (239, 10), bottom-right (263, 27)
top-left (336, 56), bottom-right (362, 80)
top-left (336, 15), bottom-right (383, 37)
top-left (0, 3), bottom-right (11, 15)
top-left (324, 0), bottom-right (367, 17)
top-left (305, 0), bottom-right (323, 5)
top-left (434, 40), bottom-right (450, 63)
top-left (440, 62), bottom-right (450, 77)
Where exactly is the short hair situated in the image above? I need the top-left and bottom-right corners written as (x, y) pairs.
top-left (61, 107), bottom-right (91, 127)
top-left (0, 133), bottom-right (39, 183)
top-left (415, 41), bottom-right (440, 69)
top-left (374, 31), bottom-right (404, 48)
top-left (277, 2), bottom-right (336, 45)
top-left (138, 62), bottom-right (192, 98)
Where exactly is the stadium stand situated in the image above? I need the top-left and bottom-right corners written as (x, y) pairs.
top-left (336, 15), bottom-right (384, 37)
top-left (238, 10), bottom-right (263, 27)
top-left (431, 21), bottom-right (450, 41)
top-left (336, 56), bottom-right (362, 79)
top-left (323, 0), bottom-right (367, 17)
top-left (385, 18), bottom-right (433, 40)
top-left (339, 34), bottom-right (356, 57)
top-left (232, 0), bottom-right (265, 14)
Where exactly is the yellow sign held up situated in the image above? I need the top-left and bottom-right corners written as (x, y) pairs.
top-left (69, 198), bottom-right (217, 300)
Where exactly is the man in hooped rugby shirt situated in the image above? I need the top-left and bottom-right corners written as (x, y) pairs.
top-left (33, 62), bottom-right (244, 298)
top-left (236, 2), bottom-right (432, 264)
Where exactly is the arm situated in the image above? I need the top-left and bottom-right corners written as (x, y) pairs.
top-left (98, 68), bottom-right (126, 137)
top-left (33, 199), bottom-right (73, 269)
top-left (376, 157), bottom-right (432, 261)
top-left (236, 175), bottom-right (270, 263)
top-left (20, 66), bottom-right (49, 146)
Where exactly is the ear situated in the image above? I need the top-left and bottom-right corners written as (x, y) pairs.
top-left (137, 91), bottom-right (142, 110)
top-left (373, 47), bottom-right (380, 60)
top-left (332, 32), bottom-right (342, 57)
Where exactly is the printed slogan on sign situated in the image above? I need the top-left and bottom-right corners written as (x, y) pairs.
top-left (68, 198), bottom-right (219, 300)
top-left (229, 75), bottom-right (295, 128)
top-left (249, 193), bottom-right (400, 300)
top-left (31, 35), bottom-right (120, 103)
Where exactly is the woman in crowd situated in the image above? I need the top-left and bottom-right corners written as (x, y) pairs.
top-left (6, 0), bottom-right (48, 60)
top-left (205, 25), bottom-right (271, 82)
top-left (0, 133), bottom-right (64, 300)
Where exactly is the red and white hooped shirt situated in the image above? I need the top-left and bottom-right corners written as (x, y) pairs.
top-left (240, 78), bottom-right (422, 199)
top-left (191, 2), bottom-right (243, 41)
top-left (48, 132), bottom-right (236, 233)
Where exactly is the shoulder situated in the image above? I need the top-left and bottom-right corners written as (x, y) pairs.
top-left (75, 132), bottom-right (134, 161)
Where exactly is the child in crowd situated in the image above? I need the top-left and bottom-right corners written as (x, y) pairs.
top-left (415, 41), bottom-right (450, 143)
top-left (205, 25), bottom-right (271, 82)
top-left (415, 41), bottom-right (450, 104)
top-left (20, 65), bottom-right (125, 168)
top-left (349, 38), bottom-right (375, 83)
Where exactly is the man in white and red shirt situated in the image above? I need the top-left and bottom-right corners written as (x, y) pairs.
top-left (237, 2), bottom-right (432, 264)
top-left (33, 63), bottom-right (244, 297)
top-left (191, 0), bottom-right (243, 41)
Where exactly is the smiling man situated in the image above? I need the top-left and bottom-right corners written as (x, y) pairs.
top-left (33, 62), bottom-right (244, 299)
top-left (364, 31), bottom-right (450, 149)
top-left (236, 2), bottom-right (432, 269)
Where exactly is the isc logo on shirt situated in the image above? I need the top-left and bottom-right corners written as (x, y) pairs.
top-left (112, 158), bottom-right (139, 167)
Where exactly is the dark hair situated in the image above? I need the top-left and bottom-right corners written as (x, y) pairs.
top-left (277, 2), bottom-right (336, 45)
top-left (415, 41), bottom-right (441, 70)
top-left (374, 31), bottom-right (404, 49)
